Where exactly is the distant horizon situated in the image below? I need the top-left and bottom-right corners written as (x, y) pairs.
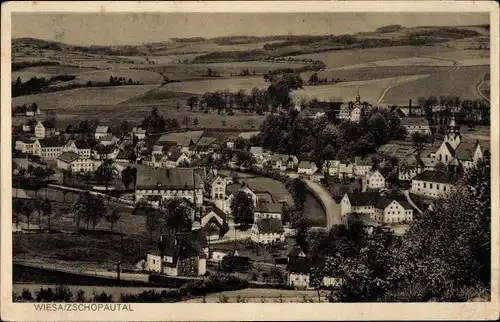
top-left (12, 12), bottom-right (489, 46)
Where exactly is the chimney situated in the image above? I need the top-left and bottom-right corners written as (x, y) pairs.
top-left (409, 99), bottom-right (412, 117)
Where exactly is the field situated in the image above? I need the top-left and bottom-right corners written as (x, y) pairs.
top-left (13, 65), bottom-right (97, 75)
top-left (380, 65), bottom-right (489, 105)
top-left (160, 76), bottom-right (268, 94)
top-left (293, 46), bottom-right (452, 69)
top-left (327, 56), bottom-right (454, 70)
top-left (48, 69), bottom-right (164, 86)
top-left (11, 85), bottom-right (158, 111)
top-left (292, 75), bottom-right (430, 104)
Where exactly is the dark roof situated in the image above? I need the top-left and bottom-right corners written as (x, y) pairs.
top-left (345, 192), bottom-right (380, 207)
top-left (57, 151), bottom-right (80, 163)
top-left (288, 246), bottom-right (306, 258)
top-left (41, 120), bottom-right (55, 128)
top-left (412, 170), bottom-right (460, 185)
top-left (454, 142), bottom-right (477, 161)
top-left (18, 138), bottom-right (36, 144)
top-left (400, 117), bottom-right (430, 127)
top-left (38, 137), bottom-right (65, 148)
top-left (287, 257), bottom-right (310, 274)
top-left (298, 161), bottom-right (316, 169)
top-left (202, 206), bottom-right (227, 222)
top-left (226, 183), bottom-right (244, 196)
top-left (136, 167), bottom-right (204, 190)
top-left (254, 218), bottom-right (284, 234)
top-left (393, 108), bottom-right (407, 118)
top-left (346, 213), bottom-right (377, 227)
top-left (196, 137), bottom-right (217, 147)
top-left (74, 141), bottom-right (90, 149)
top-left (166, 150), bottom-right (184, 161)
top-left (255, 202), bottom-right (283, 214)
top-left (157, 231), bottom-right (208, 260)
top-left (116, 149), bottom-right (128, 160)
top-left (444, 142), bottom-right (455, 157)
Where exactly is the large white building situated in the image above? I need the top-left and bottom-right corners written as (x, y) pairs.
top-left (57, 152), bottom-right (97, 173)
top-left (33, 137), bottom-right (65, 160)
top-left (337, 94), bottom-right (372, 123)
top-left (400, 117), bottom-right (431, 135)
top-left (251, 218), bottom-right (285, 244)
top-left (410, 170), bottom-right (459, 198)
top-left (34, 120), bottom-right (56, 139)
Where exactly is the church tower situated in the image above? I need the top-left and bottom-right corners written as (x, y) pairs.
top-left (443, 114), bottom-right (461, 150)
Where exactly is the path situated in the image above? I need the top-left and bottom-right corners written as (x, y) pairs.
top-left (376, 75), bottom-right (431, 104)
top-left (476, 72), bottom-right (490, 103)
top-left (301, 179), bottom-right (341, 229)
top-left (403, 190), bottom-right (424, 214)
top-left (47, 184), bottom-right (135, 208)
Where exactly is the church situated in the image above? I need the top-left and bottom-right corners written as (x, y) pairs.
top-left (433, 115), bottom-right (485, 172)
top-left (337, 93), bottom-right (373, 123)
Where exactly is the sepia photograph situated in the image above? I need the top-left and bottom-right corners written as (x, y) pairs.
top-left (1, 1), bottom-right (498, 321)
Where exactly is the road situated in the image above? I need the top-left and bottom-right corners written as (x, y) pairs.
top-left (476, 72), bottom-right (490, 103)
top-left (301, 179), bottom-right (341, 229)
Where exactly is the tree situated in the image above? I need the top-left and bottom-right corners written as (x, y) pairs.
top-left (434, 161), bottom-right (447, 171)
top-left (121, 166), bottom-right (136, 190)
top-left (17, 199), bottom-right (34, 230)
top-left (27, 164), bottom-right (34, 178)
top-left (95, 159), bottom-right (118, 192)
top-left (411, 132), bottom-right (426, 155)
top-left (161, 199), bottom-right (193, 235)
top-left (193, 117), bottom-right (199, 126)
top-left (105, 209), bottom-right (121, 231)
top-left (187, 96), bottom-right (198, 111)
top-left (182, 116), bottom-right (190, 129)
top-left (71, 192), bottom-right (106, 231)
top-left (44, 166), bottom-right (55, 181)
top-left (43, 199), bottom-right (53, 231)
top-left (230, 191), bottom-right (254, 229)
top-left (145, 206), bottom-right (161, 242)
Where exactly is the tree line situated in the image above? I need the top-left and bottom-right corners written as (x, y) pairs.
top-left (140, 106), bottom-right (180, 133)
top-left (12, 60), bottom-right (60, 72)
top-left (416, 95), bottom-right (490, 126)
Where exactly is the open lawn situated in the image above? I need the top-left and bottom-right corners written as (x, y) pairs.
top-left (293, 46), bottom-right (452, 68)
top-left (292, 74), bottom-right (430, 104)
top-left (11, 85), bottom-right (158, 111)
top-left (121, 88), bottom-right (195, 105)
top-left (380, 65), bottom-right (489, 105)
top-left (159, 76), bottom-right (269, 94)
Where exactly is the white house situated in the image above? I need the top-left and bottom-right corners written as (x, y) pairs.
top-left (34, 120), bottom-right (56, 139)
top-left (287, 256), bottom-right (311, 289)
top-left (99, 134), bottom-right (118, 147)
top-left (163, 150), bottom-right (191, 168)
top-left (398, 154), bottom-right (425, 181)
top-left (337, 94), bottom-right (371, 123)
top-left (298, 161), bottom-right (317, 176)
top-left (251, 218), bottom-right (285, 244)
top-left (338, 163), bottom-right (354, 178)
top-left (63, 140), bottom-right (91, 158)
top-left (131, 127), bottom-right (147, 140)
top-left (226, 183), bottom-right (258, 208)
top-left (322, 160), bottom-right (340, 177)
top-left (57, 152), bottom-right (96, 173)
top-left (33, 137), bottom-right (65, 160)
top-left (94, 125), bottom-right (111, 139)
top-left (373, 198), bottom-right (414, 224)
top-left (270, 154), bottom-right (299, 171)
top-left (365, 170), bottom-right (386, 190)
top-left (254, 202), bottom-right (283, 221)
top-left (208, 174), bottom-right (233, 214)
top-left (411, 170), bottom-right (459, 198)
top-left (15, 139), bottom-right (36, 154)
top-left (353, 157), bottom-right (372, 177)
top-left (340, 192), bottom-right (380, 224)
top-left (401, 117), bottom-right (431, 135)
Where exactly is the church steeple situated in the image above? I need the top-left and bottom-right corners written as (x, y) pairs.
top-left (444, 113), bottom-right (461, 149)
top-left (355, 90), bottom-right (361, 103)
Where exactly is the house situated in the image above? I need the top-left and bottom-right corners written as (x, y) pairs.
top-left (298, 161), bottom-right (317, 176)
top-left (26, 104), bottom-right (41, 117)
top-left (340, 192), bottom-right (380, 224)
top-left (146, 232), bottom-right (208, 276)
top-left (322, 160), bottom-right (340, 177)
top-left (162, 149), bottom-right (191, 168)
top-left (254, 202), bottom-right (283, 221)
top-left (391, 100), bottom-right (422, 119)
top-left (115, 150), bottom-right (130, 163)
top-left (365, 170), bottom-right (386, 190)
top-left (135, 167), bottom-right (204, 214)
top-left (208, 175), bottom-right (233, 213)
top-left (398, 154), bottom-right (425, 181)
top-left (311, 169), bottom-right (325, 182)
top-left (454, 141), bottom-right (484, 170)
top-left (99, 134), bottom-right (118, 147)
top-left (353, 157), bottom-right (372, 177)
top-left (249, 146), bottom-right (270, 162)
top-left (226, 183), bottom-right (259, 208)
top-left (34, 120), bottom-right (56, 139)
top-left (63, 140), bottom-right (91, 158)
top-left (33, 137), bottom-right (66, 160)
top-left (15, 138), bottom-right (36, 154)
top-left (373, 198), bottom-right (414, 224)
top-left (131, 127), bottom-right (147, 140)
top-left (251, 218), bottom-right (285, 244)
top-left (94, 125), bottom-right (111, 139)
top-left (411, 170), bottom-right (459, 198)
top-left (57, 151), bottom-right (96, 173)
top-left (270, 154), bottom-right (299, 171)
top-left (337, 93), bottom-right (372, 123)
top-left (198, 206), bottom-right (228, 241)
top-left (338, 163), bottom-right (354, 178)
top-left (194, 137), bottom-right (217, 156)
top-left (400, 117), bottom-right (431, 135)
top-left (287, 254), bottom-right (311, 289)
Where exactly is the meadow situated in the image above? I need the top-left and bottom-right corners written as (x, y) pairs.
top-left (48, 69), bottom-right (164, 86)
top-left (160, 76), bottom-right (268, 94)
top-left (292, 74), bottom-right (430, 104)
top-left (327, 56), bottom-right (454, 71)
top-left (11, 85), bottom-right (158, 111)
top-left (380, 65), bottom-right (489, 105)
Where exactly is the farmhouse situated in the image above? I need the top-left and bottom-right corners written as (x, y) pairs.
top-left (345, 213), bottom-right (379, 234)
top-left (338, 163), bottom-right (354, 178)
top-left (401, 117), bottom-right (431, 135)
top-left (15, 138), bottom-right (36, 154)
top-left (298, 161), bottom-right (317, 176)
top-left (398, 154), bottom-right (425, 181)
top-left (33, 137), bottom-right (66, 160)
top-left (353, 157), bottom-right (373, 177)
top-left (254, 202), bottom-right (283, 221)
top-left (34, 120), bottom-right (56, 139)
top-left (162, 149), bottom-right (191, 168)
top-left (63, 140), bottom-right (91, 158)
top-left (270, 154), bottom-right (299, 171)
top-left (57, 151), bottom-right (96, 173)
top-left (135, 167), bottom-right (204, 212)
top-left (287, 255), bottom-right (311, 289)
top-left (26, 104), bottom-right (41, 117)
top-left (340, 192), bottom-right (380, 222)
top-left (373, 198), bottom-right (414, 224)
top-left (337, 93), bottom-right (372, 123)
top-left (146, 232), bottom-right (208, 276)
top-left (198, 206), bottom-right (228, 241)
top-left (94, 125), bottom-right (111, 139)
top-left (411, 170), bottom-right (459, 198)
top-left (365, 170), bottom-right (386, 190)
top-left (251, 218), bottom-right (285, 244)
top-left (322, 160), bottom-right (340, 176)
top-left (99, 134), bottom-right (118, 147)
top-left (249, 146), bottom-right (270, 162)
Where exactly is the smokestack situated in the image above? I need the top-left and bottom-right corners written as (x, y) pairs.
top-left (409, 99), bottom-right (412, 117)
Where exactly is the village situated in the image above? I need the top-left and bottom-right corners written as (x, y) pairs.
top-left (12, 90), bottom-right (489, 292)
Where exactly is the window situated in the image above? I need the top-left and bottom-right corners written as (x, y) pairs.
top-left (430, 183), bottom-right (433, 189)
top-left (423, 183), bottom-right (427, 188)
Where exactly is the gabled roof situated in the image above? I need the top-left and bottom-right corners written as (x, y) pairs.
top-left (287, 257), bottom-right (310, 274)
top-left (196, 137), bottom-right (217, 147)
top-left (323, 160), bottom-right (340, 168)
top-left (95, 125), bottom-right (109, 134)
top-left (298, 161), bottom-right (316, 169)
top-left (201, 206), bottom-right (227, 223)
top-left (345, 192), bottom-right (380, 207)
top-left (443, 142), bottom-right (455, 157)
top-left (39, 120), bottom-right (55, 129)
top-left (288, 246), bottom-right (306, 258)
top-left (255, 202), bottom-right (283, 214)
top-left (132, 127), bottom-right (147, 134)
top-left (74, 141), bottom-right (90, 149)
top-left (38, 137), bottom-right (65, 148)
top-left (226, 183), bottom-right (245, 196)
top-left (454, 142), bottom-right (477, 161)
top-left (339, 163), bottom-right (353, 173)
top-left (116, 149), bottom-right (128, 160)
top-left (250, 146), bottom-right (265, 155)
top-left (100, 134), bottom-right (116, 142)
top-left (166, 149), bottom-right (185, 161)
top-left (400, 117), bottom-right (430, 127)
top-left (17, 138), bottom-right (36, 144)
top-left (354, 157), bottom-right (372, 167)
top-left (136, 167), bottom-right (204, 190)
top-left (57, 151), bottom-right (80, 163)
top-left (346, 213), bottom-right (377, 227)
top-left (254, 218), bottom-right (284, 234)
top-left (412, 170), bottom-right (460, 185)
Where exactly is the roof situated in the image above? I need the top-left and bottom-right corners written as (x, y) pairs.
top-left (345, 192), bottom-right (380, 207)
top-left (74, 141), bottom-right (90, 149)
top-left (132, 127), bottom-right (147, 134)
top-left (254, 218), bottom-right (284, 234)
top-left (95, 125), bottom-right (109, 134)
top-left (298, 161), bottom-right (316, 169)
top-left (400, 117), bottom-right (430, 127)
top-left (454, 142), bottom-right (477, 161)
top-left (40, 120), bottom-right (55, 128)
top-left (323, 160), bottom-right (340, 168)
top-left (166, 150), bottom-right (185, 161)
top-left (339, 163), bottom-right (353, 173)
top-left (412, 170), bottom-right (460, 185)
top-left (255, 192), bottom-right (275, 203)
top-left (226, 183), bottom-right (244, 196)
top-left (116, 149), bottom-right (128, 160)
top-left (196, 137), bottom-right (217, 147)
top-left (100, 134), bottom-right (116, 142)
top-left (355, 156), bottom-right (372, 167)
top-left (57, 151), bottom-right (80, 163)
top-left (156, 231), bottom-right (207, 260)
top-left (17, 138), bottom-right (36, 144)
top-left (250, 146), bottom-right (264, 155)
top-left (38, 137), bottom-right (65, 148)
top-left (393, 108), bottom-right (407, 118)
top-left (443, 142), bottom-right (455, 157)
top-left (287, 257), bottom-right (310, 274)
top-left (136, 167), bottom-right (204, 190)
top-left (288, 246), bottom-right (306, 258)
top-left (201, 206), bottom-right (227, 222)
top-left (272, 154), bottom-right (297, 163)
top-left (346, 213), bottom-right (377, 227)
top-left (400, 154), bottom-right (423, 168)
top-left (255, 202), bottom-right (283, 214)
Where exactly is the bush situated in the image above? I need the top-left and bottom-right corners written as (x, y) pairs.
top-left (22, 288), bottom-right (33, 301)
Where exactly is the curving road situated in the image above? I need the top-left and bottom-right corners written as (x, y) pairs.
top-left (476, 72), bottom-right (490, 103)
top-left (302, 179), bottom-right (342, 229)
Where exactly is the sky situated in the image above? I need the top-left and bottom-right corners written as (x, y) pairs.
top-left (12, 12), bottom-right (489, 46)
